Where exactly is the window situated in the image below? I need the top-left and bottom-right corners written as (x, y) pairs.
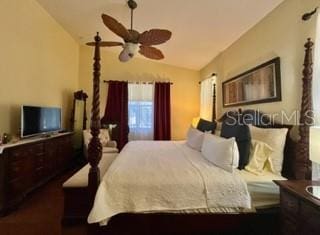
top-left (128, 83), bottom-right (154, 140)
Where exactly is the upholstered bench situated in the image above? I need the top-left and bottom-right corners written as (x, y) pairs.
top-left (62, 153), bottom-right (117, 224)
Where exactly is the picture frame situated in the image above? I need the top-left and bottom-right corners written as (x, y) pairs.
top-left (222, 57), bottom-right (281, 107)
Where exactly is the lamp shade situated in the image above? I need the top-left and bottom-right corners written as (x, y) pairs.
top-left (118, 43), bottom-right (139, 62)
top-left (191, 117), bottom-right (200, 128)
top-left (310, 126), bottom-right (320, 164)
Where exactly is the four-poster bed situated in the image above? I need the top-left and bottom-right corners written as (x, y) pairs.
top-left (82, 33), bottom-right (314, 234)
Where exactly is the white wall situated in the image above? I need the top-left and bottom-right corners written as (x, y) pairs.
top-left (0, 0), bottom-right (79, 134)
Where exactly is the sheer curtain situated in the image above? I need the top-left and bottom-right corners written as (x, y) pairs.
top-left (200, 78), bottom-right (214, 121)
top-left (312, 12), bottom-right (320, 180)
top-left (128, 82), bottom-right (154, 141)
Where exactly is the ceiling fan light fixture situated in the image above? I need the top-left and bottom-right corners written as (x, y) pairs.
top-left (118, 43), bottom-right (139, 62)
top-left (119, 49), bottom-right (131, 62)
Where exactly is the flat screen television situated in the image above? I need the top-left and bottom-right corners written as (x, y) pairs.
top-left (21, 105), bottom-right (62, 138)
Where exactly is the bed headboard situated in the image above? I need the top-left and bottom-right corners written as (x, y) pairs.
top-left (216, 39), bottom-right (314, 180)
top-left (219, 109), bottom-right (296, 179)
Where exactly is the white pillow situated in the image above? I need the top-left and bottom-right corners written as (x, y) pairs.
top-left (245, 139), bottom-right (274, 175)
top-left (249, 125), bottom-right (288, 175)
top-left (201, 133), bottom-right (239, 173)
top-left (186, 127), bottom-right (204, 151)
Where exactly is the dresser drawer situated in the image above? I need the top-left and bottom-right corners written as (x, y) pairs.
top-left (30, 143), bottom-right (44, 156)
top-left (281, 216), bottom-right (298, 235)
top-left (9, 147), bottom-right (29, 162)
top-left (300, 201), bottom-right (320, 233)
top-left (7, 178), bottom-right (26, 196)
top-left (34, 167), bottom-right (46, 183)
top-left (35, 154), bottom-right (45, 167)
top-left (8, 160), bottom-right (25, 181)
top-left (281, 190), bottom-right (299, 216)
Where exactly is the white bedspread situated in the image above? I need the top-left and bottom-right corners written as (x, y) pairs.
top-left (88, 141), bottom-right (251, 225)
top-left (238, 169), bottom-right (286, 208)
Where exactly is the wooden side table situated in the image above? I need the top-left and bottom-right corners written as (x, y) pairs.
top-left (274, 180), bottom-right (320, 235)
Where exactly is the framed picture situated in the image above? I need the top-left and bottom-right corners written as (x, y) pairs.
top-left (222, 57), bottom-right (281, 107)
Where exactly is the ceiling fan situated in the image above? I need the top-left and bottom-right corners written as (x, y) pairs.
top-left (88, 0), bottom-right (172, 62)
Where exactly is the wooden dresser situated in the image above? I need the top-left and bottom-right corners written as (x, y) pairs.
top-left (0, 133), bottom-right (73, 215)
top-left (274, 180), bottom-right (320, 235)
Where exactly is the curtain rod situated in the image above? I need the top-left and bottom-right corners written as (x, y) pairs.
top-left (198, 73), bottom-right (217, 84)
top-left (103, 80), bottom-right (173, 85)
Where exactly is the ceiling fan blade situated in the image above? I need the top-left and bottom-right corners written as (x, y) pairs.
top-left (138, 29), bottom-right (172, 46)
top-left (86, 41), bottom-right (123, 47)
top-left (139, 45), bottom-right (164, 60)
top-left (101, 14), bottom-right (131, 41)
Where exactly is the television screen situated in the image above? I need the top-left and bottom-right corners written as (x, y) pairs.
top-left (21, 106), bottom-right (61, 138)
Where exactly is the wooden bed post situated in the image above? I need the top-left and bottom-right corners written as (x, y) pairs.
top-left (87, 33), bottom-right (103, 207)
top-left (295, 38), bottom-right (314, 180)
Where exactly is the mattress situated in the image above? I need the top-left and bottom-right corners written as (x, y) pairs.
top-left (237, 169), bottom-right (286, 209)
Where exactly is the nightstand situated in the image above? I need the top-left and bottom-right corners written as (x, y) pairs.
top-left (274, 180), bottom-right (320, 235)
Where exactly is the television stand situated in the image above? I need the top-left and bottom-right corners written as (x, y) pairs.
top-left (41, 132), bottom-right (56, 138)
top-left (0, 132), bottom-right (74, 215)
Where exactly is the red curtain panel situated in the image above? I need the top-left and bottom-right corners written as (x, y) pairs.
top-left (101, 81), bottom-right (129, 150)
top-left (154, 82), bottom-right (171, 140)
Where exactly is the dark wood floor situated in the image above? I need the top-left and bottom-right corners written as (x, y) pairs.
top-left (0, 168), bottom-right (87, 235)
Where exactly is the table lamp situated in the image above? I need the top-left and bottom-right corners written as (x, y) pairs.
top-left (191, 117), bottom-right (200, 128)
top-left (307, 126), bottom-right (320, 200)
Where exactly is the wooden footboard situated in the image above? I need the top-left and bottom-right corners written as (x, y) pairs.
top-left (89, 210), bottom-right (279, 235)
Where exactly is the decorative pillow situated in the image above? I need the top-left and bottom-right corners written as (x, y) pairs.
top-left (186, 127), bottom-right (204, 151)
top-left (216, 122), bottom-right (222, 131)
top-left (249, 125), bottom-right (288, 175)
top-left (245, 139), bottom-right (274, 175)
top-left (221, 119), bottom-right (251, 169)
top-left (197, 118), bottom-right (217, 133)
top-left (201, 134), bottom-right (239, 173)
top-left (214, 130), bottom-right (221, 137)
top-left (83, 129), bottom-right (110, 147)
top-left (99, 129), bottom-right (111, 146)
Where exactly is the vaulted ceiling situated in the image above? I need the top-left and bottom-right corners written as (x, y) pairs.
top-left (36, 0), bottom-right (284, 70)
